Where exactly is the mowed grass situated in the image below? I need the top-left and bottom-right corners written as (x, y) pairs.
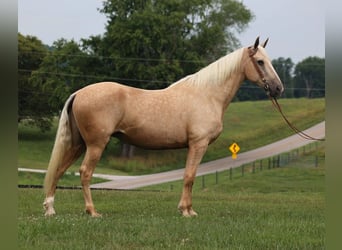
top-left (18, 147), bottom-right (325, 249)
top-left (18, 98), bottom-right (325, 175)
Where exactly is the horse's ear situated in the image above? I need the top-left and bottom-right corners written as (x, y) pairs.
top-left (262, 38), bottom-right (269, 48)
top-left (254, 36), bottom-right (260, 50)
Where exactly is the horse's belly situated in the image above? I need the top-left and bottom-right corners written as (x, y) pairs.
top-left (113, 128), bottom-right (188, 149)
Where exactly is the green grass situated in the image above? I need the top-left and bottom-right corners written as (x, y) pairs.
top-left (18, 98), bottom-right (325, 175)
top-left (18, 146), bottom-right (325, 249)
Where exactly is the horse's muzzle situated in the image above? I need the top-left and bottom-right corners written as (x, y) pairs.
top-left (265, 82), bottom-right (284, 98)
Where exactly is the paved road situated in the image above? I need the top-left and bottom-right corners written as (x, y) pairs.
top-left (90, 121), bottom-right (325, 190)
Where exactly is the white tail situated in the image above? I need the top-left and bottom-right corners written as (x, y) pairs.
top-left (43, 94), bottom-right (76, 195)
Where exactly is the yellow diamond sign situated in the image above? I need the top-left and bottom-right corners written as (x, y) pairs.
top-left (229, 142), bottom-right (240, 159)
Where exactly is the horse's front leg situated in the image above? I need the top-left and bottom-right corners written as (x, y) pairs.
top-left (178, 140), bottom-right (208, 217)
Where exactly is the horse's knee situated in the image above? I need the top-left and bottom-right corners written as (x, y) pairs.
top-left (183, 173), bottom-right (196, 187)
top-left (79, 167), bottom-right (92, 183)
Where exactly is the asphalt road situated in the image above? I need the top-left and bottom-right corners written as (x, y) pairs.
top-left (90, 121), bottom-right (325, 190)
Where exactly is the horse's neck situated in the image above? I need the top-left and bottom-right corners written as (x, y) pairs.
top-left (172, 71), bottom-right (245, 118)
top-left (211, 72), bottom-right (245, 112)
top-left (169, 48), bottom-right (247, 112)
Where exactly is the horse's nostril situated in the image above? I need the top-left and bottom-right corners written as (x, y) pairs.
top-left (276, 86), bottom-right (282, 94)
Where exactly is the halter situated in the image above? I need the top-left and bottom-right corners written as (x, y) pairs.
top-left (248, 47), bottom-right (324, 142)
top-left (248, 48), bottom-right (269, 91)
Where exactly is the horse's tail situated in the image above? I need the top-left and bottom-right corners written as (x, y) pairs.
top-left (44, 93), bottom-right (76, 195)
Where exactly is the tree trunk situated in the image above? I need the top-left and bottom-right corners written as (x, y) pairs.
top-left (121, 143), bottom-right (135, 158)
top-left (304, 78), bottom-right (312, 98)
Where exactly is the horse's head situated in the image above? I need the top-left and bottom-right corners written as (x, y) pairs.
top-left (244, 37), bottom-right (284, 98)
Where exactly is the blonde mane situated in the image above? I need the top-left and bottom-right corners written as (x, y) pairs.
top-left (171, 48), bottom-right (245, 87)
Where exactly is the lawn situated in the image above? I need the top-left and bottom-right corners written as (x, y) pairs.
top-left (18, 146), bottom-right (325, 249)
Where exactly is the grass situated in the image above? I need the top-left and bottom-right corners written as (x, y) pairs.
top-left (18, 146), bottom-right (325, 249)
top-left (18, 190), bottom-right (325, 249)
top-left (18, 98), bottom-right (325, 175)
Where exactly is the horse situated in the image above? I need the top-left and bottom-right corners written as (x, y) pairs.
top-left (43, 37), bottom-right (284, 217)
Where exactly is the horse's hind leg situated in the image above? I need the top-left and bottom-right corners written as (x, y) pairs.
top-left (79, 143), bottom-right (107, 217)
top-left (44, 144), bottom-right (85, 216)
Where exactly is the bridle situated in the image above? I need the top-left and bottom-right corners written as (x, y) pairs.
top-left (248, 48), bottom-right (270, 92)
top-left (248, 47), bottom-right (325, 142)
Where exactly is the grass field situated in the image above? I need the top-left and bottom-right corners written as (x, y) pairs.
top-left (18, 98), bottom-right (325, 175)
top-left (18, 146), bottom-right (325, 249)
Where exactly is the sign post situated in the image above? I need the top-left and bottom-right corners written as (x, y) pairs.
top-left (229, 142), bottom-right (240, 159)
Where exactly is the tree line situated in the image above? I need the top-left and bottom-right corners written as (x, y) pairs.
top-left (18, 0), bottom-right (324, 131)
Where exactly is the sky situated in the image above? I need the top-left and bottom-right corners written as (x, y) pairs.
top-left (18, 0), bottom-right (325, 64)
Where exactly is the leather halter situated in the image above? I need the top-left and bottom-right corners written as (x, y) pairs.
top-left (248, 48), bottom-right (269, 91)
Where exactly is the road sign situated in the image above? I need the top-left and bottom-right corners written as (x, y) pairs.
top-left (229, 142), bottom-right (240, 159)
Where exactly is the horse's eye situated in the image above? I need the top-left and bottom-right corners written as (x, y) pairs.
top-left (257, 60), bottom-right (264, 66)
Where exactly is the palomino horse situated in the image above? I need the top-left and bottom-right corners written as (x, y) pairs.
top-left (43, 37), bottom-right (283, 217)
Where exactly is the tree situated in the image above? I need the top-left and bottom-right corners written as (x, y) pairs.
top-left (30, 39), bottom-right (94, 112)
top-left (234, 81), bottom-right (267, 101)
top-left (18, 33), bottom-right (52, 131)
top-left (86, 0), bottom-right (253, 89)
top-left (272, 57), bottom-right (294, 98)
top-left (293, 57), bottom-right (325, 98)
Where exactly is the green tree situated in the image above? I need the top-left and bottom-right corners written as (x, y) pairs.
top-left (86, 0), bottom-right (253, 89)
top-left (272, 57), bottom-right (294, 98)
top-left (293, 57), bottom-right (325, 98)
top-left (29, 39), bottom-right (94, 113)
top-left (234, 81), bottom-right (267, 102)
top-left (18, 33), bottom-right (52, 131)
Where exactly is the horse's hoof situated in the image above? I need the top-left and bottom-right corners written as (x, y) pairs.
top-left (44, 210), bottom-right (56, 217)
top-left (188, 208), bottom-right (198, 217)
top-left (86, 208), bottom-right (102, 218)
top-left (91, 212), bottom-right (102, 218)
top-left (179, 207), bottom-right (198, 217)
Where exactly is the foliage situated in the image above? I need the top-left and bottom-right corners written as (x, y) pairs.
top-left (272, 57), bottom-right (295, 98)
top-left (29, 39), bottom-right (94, 112)
top-left (294, 56), bottom-right (325, 98)
top-left (18, 33), bottom-right (52, 131)
top-left (87, 0), bottom-right (253, 89)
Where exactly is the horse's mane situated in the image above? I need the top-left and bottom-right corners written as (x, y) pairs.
top-left (171, 47), bottom-right (245, 87)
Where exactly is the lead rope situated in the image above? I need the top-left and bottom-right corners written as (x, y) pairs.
top-left (270, 97), bottom-right (325, 141)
